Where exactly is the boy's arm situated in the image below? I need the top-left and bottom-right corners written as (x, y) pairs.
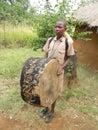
top-left (57, 38), bottom-right (74, 75)
top-left (62, 56), bottom-right (71, 69)
top-left (57, 56), bottom-right (71, 75)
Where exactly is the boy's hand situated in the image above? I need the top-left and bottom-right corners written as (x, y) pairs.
top-left (57, 66), bottom-right (64, 75)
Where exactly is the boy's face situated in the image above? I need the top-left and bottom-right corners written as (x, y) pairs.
top-left (54, 21), bottom-right (66, 38)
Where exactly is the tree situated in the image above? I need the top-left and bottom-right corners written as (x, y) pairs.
top-left (32, 0), bottom-right (93, 50)
top-left (0, 0), bottom-right (36, 47)
top-left (0, 0), bottom-right (36, 24)
top-left (33, 0), bottom-right (76, 49)
top-left (32, 0), bottom-right (59, 50)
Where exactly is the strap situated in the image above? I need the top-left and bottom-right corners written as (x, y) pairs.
top-left (48, 37), bottom-right (54, 48)
top-left (64, 38), bottom-right (69, 60)
top-left (65, 38), bottom-right (68, 57)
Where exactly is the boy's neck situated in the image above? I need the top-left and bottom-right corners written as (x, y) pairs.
top-left (56, 35), bottom-right (63, 40)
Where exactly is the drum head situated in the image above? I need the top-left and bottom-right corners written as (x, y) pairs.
top-left (33, 58), bottom-right (60, 107)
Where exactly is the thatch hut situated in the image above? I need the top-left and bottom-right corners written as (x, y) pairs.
top-left (73, 2), bottom-right (98, 71)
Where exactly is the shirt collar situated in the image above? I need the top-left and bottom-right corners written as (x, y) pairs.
top-left (54, 36), bottom-right (65, 42)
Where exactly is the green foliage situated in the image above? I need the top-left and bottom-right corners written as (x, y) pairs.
top-left (0, 86), bottom-right (20, 110)
top-left (0, 0), bottom-right (36, 25)
top-left (0, 48), bottom-right (44, 78)
top-left (34, 1), bottom-right (59, 49)
top-left (37, 15), bottom-right (55, 38)
top-left (0, 0), bottom-right (94, 49)
top-left (34, 13), bottom-right (58, 49)
top-left (74, 30), bottom-right (93, 41)
top-left (72, 21), bottom-right (93, 40)
top-left (32, 37), bottom-right (47, 51)
top-left (33, 0), bottom-right (92, 50)
top-left (34, 0), bottom-right (66, 49)
top-left (0, 23), bottom-right (37, 48)
top-left (0, 1), bottom-right (37, 48)
top-left (79, 0), bottom-right (98, 7)
top-left (65, 61), bottom-right (73, 78)
top-left (62, 66), bottom-right (98, 120)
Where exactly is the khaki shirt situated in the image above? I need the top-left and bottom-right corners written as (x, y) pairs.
top-left (43, 36), bottom-right (75, 65)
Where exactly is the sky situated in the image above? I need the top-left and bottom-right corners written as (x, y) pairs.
top-left (29, 0), bottom-right (81, 7)
top-left (29, 0), bottom-right (57, 7)
top-left (29, 0), bottom-right (81, 12)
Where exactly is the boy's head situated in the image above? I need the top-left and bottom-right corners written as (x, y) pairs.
top-left (54, 20), bottom-right (66, 38)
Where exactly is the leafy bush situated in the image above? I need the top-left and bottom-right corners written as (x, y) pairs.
top-left (32, 0), bottom-right (93, 50)
top-left (32, 13), bottom-right (59, 50)
top-left (32, 37), bottom-right (47, 51)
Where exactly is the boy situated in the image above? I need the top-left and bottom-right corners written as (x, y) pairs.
top-left (40, 20), bottom-right (74, 123)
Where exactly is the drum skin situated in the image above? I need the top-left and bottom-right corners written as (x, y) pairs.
top-left (20, 57), bottom-right (60, 107)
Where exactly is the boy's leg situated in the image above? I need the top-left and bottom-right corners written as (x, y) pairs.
top-left (39, 107), bottom-right (49, 118)
top-left (45, 100), bottom-right (57, 123)
top-left (50, 100), bottom-right (57, 113)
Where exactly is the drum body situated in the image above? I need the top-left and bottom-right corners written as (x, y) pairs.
top-left (20, 57), bottom-right (60, 107)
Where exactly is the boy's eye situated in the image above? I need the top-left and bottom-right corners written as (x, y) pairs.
top-left (55, 26), bottom-right (62, 28)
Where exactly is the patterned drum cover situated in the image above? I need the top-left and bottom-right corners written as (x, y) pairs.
top-left (20, 57), bottom-right (60, 107)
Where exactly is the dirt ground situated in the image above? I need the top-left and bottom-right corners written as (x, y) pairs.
top-left (0, 108), bottom-right (98, 130)
top-left (0, 77), bottom-right (98, 130)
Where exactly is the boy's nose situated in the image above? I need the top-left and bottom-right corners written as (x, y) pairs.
top-left (56, 27), bottom-right (59, 31)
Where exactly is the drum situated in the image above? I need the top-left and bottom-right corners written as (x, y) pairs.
top-left (20, 57), bottom-right (60, 107)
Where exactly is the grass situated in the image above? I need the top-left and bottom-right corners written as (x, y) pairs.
top-left (59, 66), bottom-right (98, 120)
top-left (0, 48), bottom-right (44, 122)
top-left (0, 48), bottom-right (44, 78)
top-left (0, 48), bottom-right (98, 125)
top-left (0, 23), bottom-right (37, 48)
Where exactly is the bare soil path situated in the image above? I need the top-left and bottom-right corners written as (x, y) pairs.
top-left (0, 108), bottom-right (98, 130)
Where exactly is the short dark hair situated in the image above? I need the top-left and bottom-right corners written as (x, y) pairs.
top-left (56, 20), bottom-right (66, 28)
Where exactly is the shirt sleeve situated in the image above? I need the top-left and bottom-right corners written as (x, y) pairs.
top-left (67, 38), bottom-right (75, 56)
top-left (43, 37), bottom-right (52, 53)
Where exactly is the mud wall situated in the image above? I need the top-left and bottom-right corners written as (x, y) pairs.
top-left (74, 30), bottom-right (98, 71)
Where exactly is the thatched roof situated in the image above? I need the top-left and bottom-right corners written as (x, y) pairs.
top-left (73, 2), bottom-right (98, 27)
